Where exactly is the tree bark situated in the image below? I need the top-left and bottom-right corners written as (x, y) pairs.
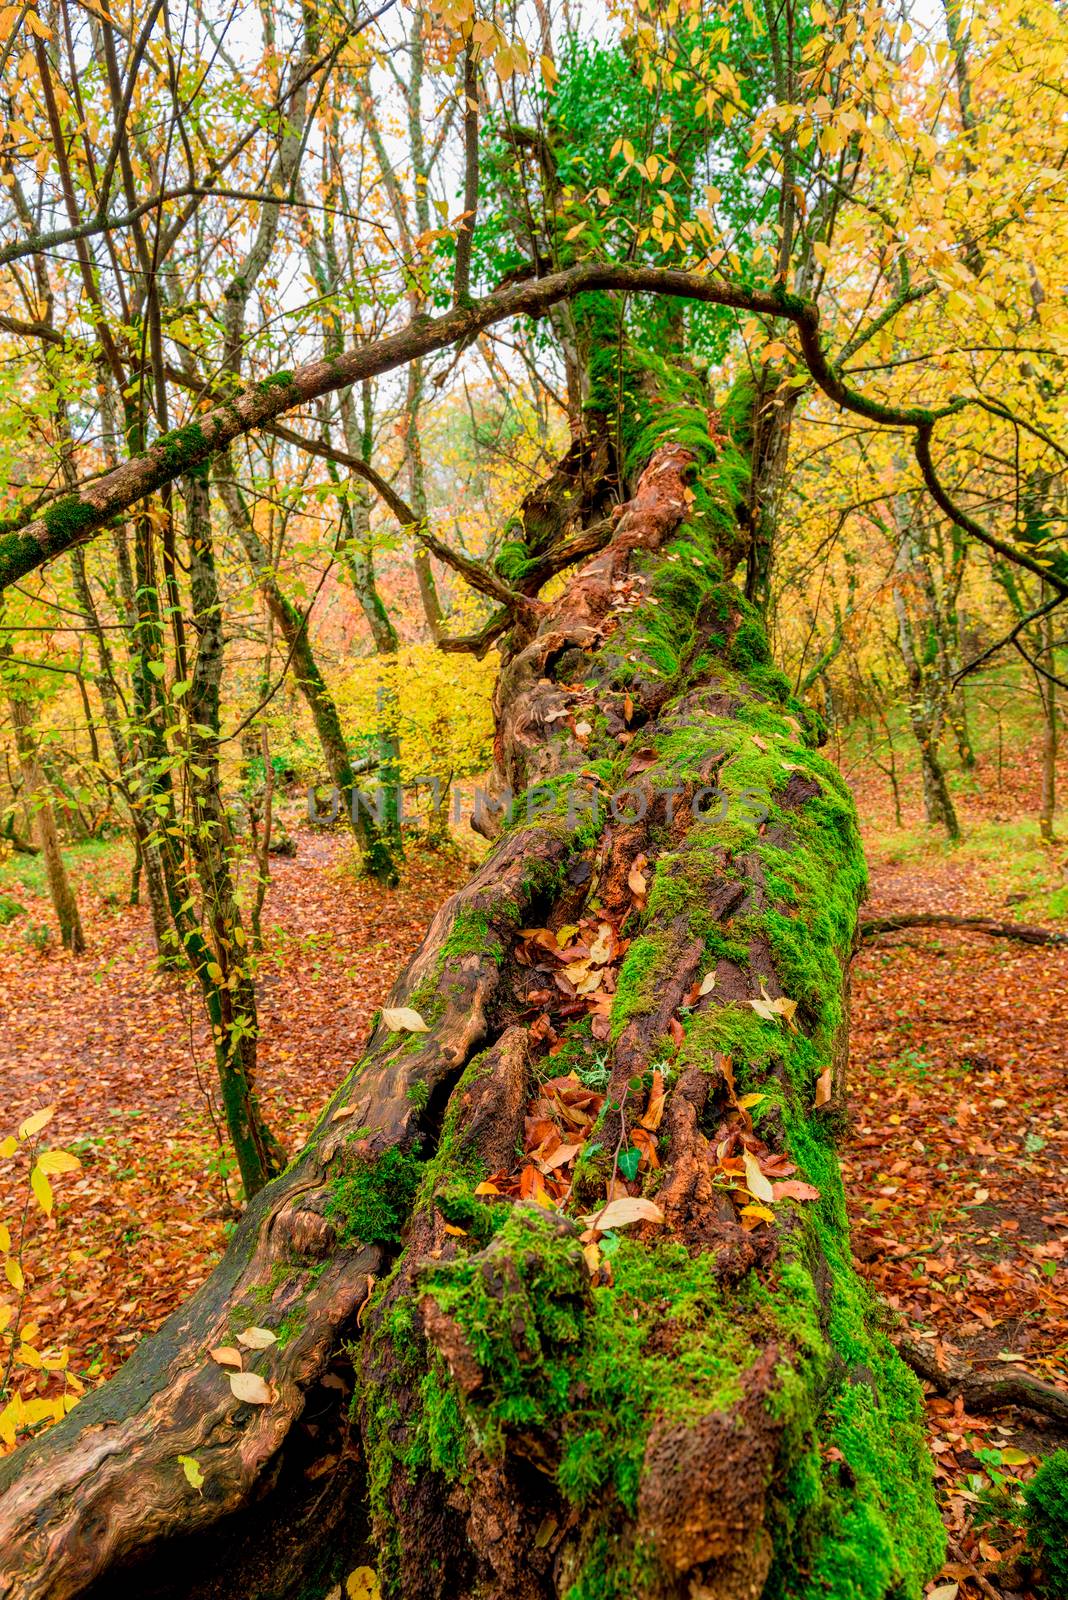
top-left (0, 640), bottom-right (85, 953)
top-left (0, 344), bottom-right (943, 1600)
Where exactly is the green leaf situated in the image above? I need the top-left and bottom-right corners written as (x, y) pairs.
top-left (617, 1147), bottom-right (641, 1181)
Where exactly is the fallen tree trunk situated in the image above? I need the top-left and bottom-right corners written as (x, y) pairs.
top-left (0, 340), bottom-right (944, 1599)
top-left (860, 912), bottom-right (1068, 946)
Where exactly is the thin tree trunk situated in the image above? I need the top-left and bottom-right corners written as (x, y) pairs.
top-left (182, 469), bottom-right (284, 1199)
top-left (1, 655), bottom-right (85, 954)
top-left (0, 343), bottom-right (942, 1600)
top-left (1037, 590), bottom-right (1058, 842)
top-left (892, 509), bottom-right (961, 840)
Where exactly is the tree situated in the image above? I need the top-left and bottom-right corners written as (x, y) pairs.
top-left (0, 0), bottom-right (1065, 1593)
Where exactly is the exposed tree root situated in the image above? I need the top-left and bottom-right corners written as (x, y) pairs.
top-left (897, 1334), bottom-right (1068, 1424)
top-left (859, 913), bottom-right (1068, 947)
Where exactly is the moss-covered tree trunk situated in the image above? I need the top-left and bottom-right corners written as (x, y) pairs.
top-left (0, 339), bottom-right (942, 1600)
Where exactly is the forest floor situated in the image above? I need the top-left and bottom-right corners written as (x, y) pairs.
top-left (0, 732), bottom-right (1066, 1597)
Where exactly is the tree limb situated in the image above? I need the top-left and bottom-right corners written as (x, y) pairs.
top-left (859, 912), bottom-right (1068, 947)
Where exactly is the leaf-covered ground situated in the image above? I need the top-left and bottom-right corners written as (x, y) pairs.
top-left (1, 741), bottom-right (1066, 1596)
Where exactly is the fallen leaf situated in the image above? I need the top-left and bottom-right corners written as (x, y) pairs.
top-left (743, 1148), bottom-right (775, 1204)
top-left (582, 1196), bottom-right (664, 1231)
top-left (177, 1454), bottom-right (204, 1491)
top-left (381, 1006), bottom-right (429, 1033)
top-left (534, 1514), bottom-right (558, 1549)
top-left (698, 971), bottom-right (717, 996)
top-left (770, 1180), bottom-right (821, 1202)
top-left (346, 1568), bottom-right (381, 1600)
top-left (236, 1326), bottom-right (277, 1350)
top-left (640, 1070), bottom-right (666, 1131)
top-left (228, 1371), bottom-right (274, 1405)
top-left (814, 1068), bottom-right (833, 1108)
top-left (209, 1346), bottom-right (243, 1369)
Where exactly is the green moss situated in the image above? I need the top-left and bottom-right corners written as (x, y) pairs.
top-left (729, 617), bottom-right (771, 669)
top-left (495, 539), bottom-right (541, 584)
top-left (42, 496), bottom-right (99, 548)
top-left (1026, 1450), bottom-right (1068, 1597)
top-left (327, 1146), bottom-right (421, 1245)
top-left (258, 369), bottom-right (297, 398)
top-left (421, 1211), bottom-right (758, 1508)
top-left (0, 529), bottom-right (44, 587)
top-left (154, 421), bottom-right (208, 476)
top-left (610, 932), bottom-right (670, 1036)
top-left (275, 1305), bottom-right (308, 1349)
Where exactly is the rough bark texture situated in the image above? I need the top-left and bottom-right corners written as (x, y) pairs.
top-left (0, 341), bottom-right (943, 1600)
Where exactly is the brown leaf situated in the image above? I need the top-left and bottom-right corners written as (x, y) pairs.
top-left (640, 1069), bottom-right (666, 1131)
top-left (209, 1346), bottom-right (243, 1369)
top-left (628, 854), bottom-right (649, 899)
top-left (770, 1180), bottom-right (821, 1203)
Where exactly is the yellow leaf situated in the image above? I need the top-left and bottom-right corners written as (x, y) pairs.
top-left (740, 1202), bottom-right (775, 1223)
top-left (0, 1303), bottom-right (11, 1333)
top-left (0, 1222), bottom-right (10, 1252)
top-left (178, 1455), bottom-right (205, 1490)
top-left (18, 1106), bottom-right (55, 1141)
top-left (0, 1137), bottom-right (17, 1159)
top-left (30, 1164), bottom-right (53, 1217)
top-left (36, 1149), bottom-right (81, 1175)
top-left (5, 1258), bottom-right (24, 1292)
top-left (539, 52), bottom-right (557, 88)
top-left (0, 1397), bottom-right (24, 1446)
top-left (743, 1148), bottom-right (775, 1204)
top-left (346, 1569), bottom-right (381, 1600)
